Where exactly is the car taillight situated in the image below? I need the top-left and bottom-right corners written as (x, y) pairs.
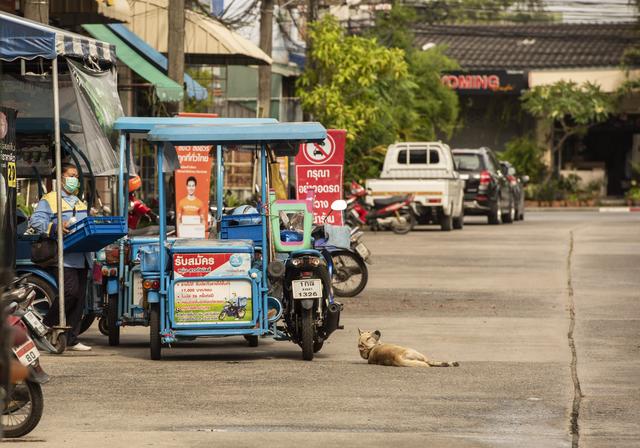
top-left (480, 170), bottom-right (491, 185)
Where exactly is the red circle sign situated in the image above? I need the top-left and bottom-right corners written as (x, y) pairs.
top-left (302, 134), bottom-right (335, 165)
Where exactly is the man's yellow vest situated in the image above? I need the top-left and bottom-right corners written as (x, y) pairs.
top-left (42, 191), bottom-right (87, 213)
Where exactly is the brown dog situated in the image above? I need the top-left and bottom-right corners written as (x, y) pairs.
top-left (358, 329), bottom-right (459, 367)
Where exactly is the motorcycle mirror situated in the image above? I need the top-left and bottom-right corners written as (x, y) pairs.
top-left (330, 200), bottom-right (347, 212)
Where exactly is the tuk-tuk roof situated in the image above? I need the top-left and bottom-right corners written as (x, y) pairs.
top-left (147, 122), bottom-right (327, 145)
top-left (113, 117), bottom-right (278, 133)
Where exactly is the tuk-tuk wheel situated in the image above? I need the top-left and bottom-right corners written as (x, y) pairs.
top-left (98, 316), bottom-right (109, 336)
top-left (150, 303), bottom-right (162, 360)
top-left (244, 335), bottom-right (259, 347)
top-left (107, 294), bottom-right (120, 346)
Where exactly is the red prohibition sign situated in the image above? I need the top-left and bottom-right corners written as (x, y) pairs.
top-left (303, 134), bottom-right (335, 165)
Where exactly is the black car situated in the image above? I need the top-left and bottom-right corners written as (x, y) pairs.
top-left (452, 147), bottom-right (514, 224)
top-left (499, 161), bottom-right (529, 221)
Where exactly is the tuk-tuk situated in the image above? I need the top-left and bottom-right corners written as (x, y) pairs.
top-left (104, 117), bottom-right (277, 346)
top-left (140, 121), bottom-right (337, 360)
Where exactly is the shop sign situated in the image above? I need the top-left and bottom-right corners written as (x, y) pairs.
top-left (0, 107), bottom-right (17, 271)
top-left (295, 129), bottom-right (346, 225)
top-left (441, 70), bottom-right (527, 94)
top-left (175, 146), bottom-right (212, 238)
top-left (173, 252), bottom-right (251, 278)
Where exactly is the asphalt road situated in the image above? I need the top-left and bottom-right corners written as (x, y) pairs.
top-left (16, 211), bottom-right (640, 447)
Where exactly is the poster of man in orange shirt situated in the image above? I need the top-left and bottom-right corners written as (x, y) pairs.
top-left (175, 146), bottom-right (211, 238)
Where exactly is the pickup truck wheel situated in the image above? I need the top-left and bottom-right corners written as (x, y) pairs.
top-left (440, 213), bottom-right (453, 231)
top-left (453, 213), bottom-right (464, 230)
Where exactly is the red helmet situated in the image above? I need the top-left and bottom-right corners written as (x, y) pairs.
top-left (129, 175), bottom-right (142, 192)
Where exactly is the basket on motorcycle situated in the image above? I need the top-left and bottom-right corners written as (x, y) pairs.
top-left (63, 217), bottom-right (127, 253)
top-left (220, 214), bottom-right (263, 246)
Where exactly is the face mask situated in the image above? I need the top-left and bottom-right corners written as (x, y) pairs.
top-left (64, 176), bottom-right (79, 192)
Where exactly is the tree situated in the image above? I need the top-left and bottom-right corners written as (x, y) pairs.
top-left (297, 16), bottom-right (411, 180)
top-left (520, 81), bottom-right (616, 178)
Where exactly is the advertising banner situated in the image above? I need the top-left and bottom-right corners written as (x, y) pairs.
top-left (295, 129), bottom-right (346, 225)
top-left (0, 107), bottom-right (17, 272)
top-left (172, 252), bottom-right (253, 324)
top-left (175, 146), bottom-right (212, 238)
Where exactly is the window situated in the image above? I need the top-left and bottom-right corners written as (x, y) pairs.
top-left (453, 153), bottom-right (484, 172)
top-left (409, 150), bottom-right (427, 164)
top-left (397, 150), bottom-right (407, 164)
top-left (429, 150), bottom-right (440, 164)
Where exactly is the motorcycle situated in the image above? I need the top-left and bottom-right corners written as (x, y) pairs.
top-left (218, 299), bottom-right (247, 320)
top-left (313, 225), bottom-right (371, 298)
top-left (346, 181), bottom-right (417, 235)
top-left (275, 203), bottom-right (344, 361)
top-left (2, 278), bottom-right (49, 438)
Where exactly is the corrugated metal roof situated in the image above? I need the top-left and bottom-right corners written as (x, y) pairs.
top-left (414, 23), bottom-right (638, 70)
top-left (128, 0), bottom-right (271, 65)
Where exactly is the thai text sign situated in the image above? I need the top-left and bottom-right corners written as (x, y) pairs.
top-left (175, 146), bottom-right (212, 238)
top-left (295, 129), bottom-right (346, 225)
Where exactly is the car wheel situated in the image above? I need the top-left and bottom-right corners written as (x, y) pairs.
top-left (502, 202), bottom-right (515, 224)
top-left (488, 202), bottom-right (502, 225)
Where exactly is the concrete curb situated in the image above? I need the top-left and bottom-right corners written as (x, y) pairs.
top-left (526, 207), bottom-right (640, 213)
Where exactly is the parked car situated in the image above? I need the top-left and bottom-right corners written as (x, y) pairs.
top-left (366, 142), bottom-right (465, 231)
top-left (452, 147), bottom-right (514, 224)
top-left (499, 161), bottom-right (529, 221)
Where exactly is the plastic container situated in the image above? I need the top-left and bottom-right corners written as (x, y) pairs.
top-left (140, 244), bottom-right (165, 273)
top-left (63, 216), bottom-right (127, 253)
top-left (219, 214), bottom-right (263, 245)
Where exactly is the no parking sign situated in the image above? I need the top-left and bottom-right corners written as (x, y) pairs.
top-left (295, 129), bottom-right (346, 225)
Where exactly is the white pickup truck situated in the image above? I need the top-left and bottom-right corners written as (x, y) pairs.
top-left (365, 142), bottom-right (465, 231)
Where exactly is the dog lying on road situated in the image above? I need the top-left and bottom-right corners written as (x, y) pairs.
top-left (358, 329), bottom-right (459, 367)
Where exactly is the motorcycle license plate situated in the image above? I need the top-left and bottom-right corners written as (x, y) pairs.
top-left (24, 311), bottom-right (47, 337)
top-left (13, 338), bottom-right (40, 367)
top-left (292, 279), bottom-right (323, 299)
top-left (355, 242), bottom-right (370, 260)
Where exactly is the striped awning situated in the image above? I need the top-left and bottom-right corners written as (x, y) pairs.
top-left (0, 10), bottom-right (116, 64)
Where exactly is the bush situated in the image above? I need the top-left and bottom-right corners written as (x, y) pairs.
top-left (501, 136), bottom-right (546, 182)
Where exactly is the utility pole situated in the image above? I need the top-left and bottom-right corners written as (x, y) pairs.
top-left (258, 0), bottom-right (274, 118)
top-left (168, 0), bottom-right (185, 114)
top-left (23, 0), bottom-right (49, 24)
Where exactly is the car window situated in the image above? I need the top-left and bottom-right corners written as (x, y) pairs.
top-left (429, 150), bottom-right (440, 164)
top-left (453, 153), bottom-right (484, 172)
top-left (397, 150), bottom-right (407, 164)
top-left (487, 151), bottom-right (500, 173)
top-left (409, 150), bottom-right (427, 164)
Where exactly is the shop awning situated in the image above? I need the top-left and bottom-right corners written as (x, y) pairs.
top-left (82, 24), bottom-right (183, 103)
top-left (0, 10), bottom-right (116, 63)
top-left (128, 0), bottom-right (271, 66)
top-left (108, 23), bottom-right (208, 101)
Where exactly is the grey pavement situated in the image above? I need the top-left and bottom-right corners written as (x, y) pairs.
top-left (14, 211), bottom-right (640, 447)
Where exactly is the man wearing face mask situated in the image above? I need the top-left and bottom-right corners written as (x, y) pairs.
top-left (29, 162), bottom-right (92, 351)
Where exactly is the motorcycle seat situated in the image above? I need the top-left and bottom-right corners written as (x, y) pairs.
top-left (373, 196), bottom-right (407, 207)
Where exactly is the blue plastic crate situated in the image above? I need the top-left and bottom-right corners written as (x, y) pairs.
top-left (220, 214), bottom-right (263, 246)
top-left (64, 216), bottom-right (127, 253)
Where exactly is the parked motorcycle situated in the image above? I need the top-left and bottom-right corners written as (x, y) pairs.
top-left (346, 181), bottom-right (417, 234)
top-left (313, 225), bottom-right (371, 298)
top-left (2, 278), bottom-right (49, 438)
top-left (275, 203), bottom-right (344, 361)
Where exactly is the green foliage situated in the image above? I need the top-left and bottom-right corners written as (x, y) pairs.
top-left (521, 81), bottom-right (614, 127)
top-left (501, 136), bottom-right (546, 182)
top-left (16, 194), bottom-right (34, 217)
top-left (298, 12), bottom-right (459, 181)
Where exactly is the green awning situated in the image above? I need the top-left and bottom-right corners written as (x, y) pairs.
top-left (82, 24), bottom-right (183, 103)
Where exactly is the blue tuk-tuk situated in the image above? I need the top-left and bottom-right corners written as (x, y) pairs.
top-left (141, 121), bottom-right (331, 360)
top-left (103, 117), bottom-right (278, 346)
